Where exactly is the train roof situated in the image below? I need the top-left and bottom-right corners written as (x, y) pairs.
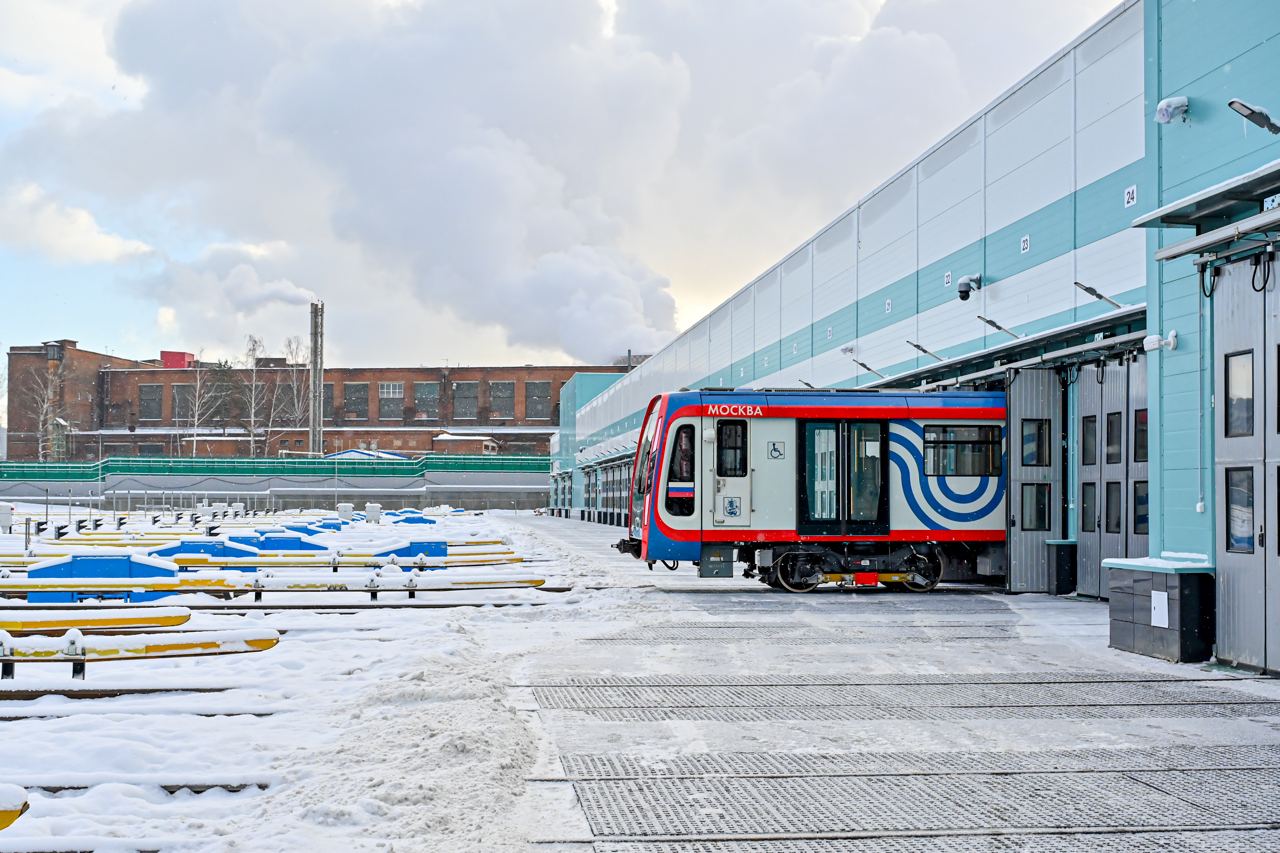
top-left (661, 387), bottom-right (1004, 409)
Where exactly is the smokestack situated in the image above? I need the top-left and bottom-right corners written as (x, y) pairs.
top-left (309, 301), bottom-right (325, 454)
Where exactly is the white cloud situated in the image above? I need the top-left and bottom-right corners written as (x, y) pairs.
top-left (0, 182), bottom-right (151, 263)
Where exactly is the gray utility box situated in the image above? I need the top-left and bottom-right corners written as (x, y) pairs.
top-left (699, 545), bottom-right (735, 578)
top-left (1108, 568), bottom-right (1214, 662)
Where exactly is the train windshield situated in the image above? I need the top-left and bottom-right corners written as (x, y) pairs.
top-left (631, 398), bottom-right (663, 509)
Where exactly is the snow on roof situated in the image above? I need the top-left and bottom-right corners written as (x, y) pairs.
top-left (434, 434), bottom-right (496, 442)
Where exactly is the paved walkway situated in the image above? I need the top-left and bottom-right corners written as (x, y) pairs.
top-left (507, 515), bottom-right (1280, 851)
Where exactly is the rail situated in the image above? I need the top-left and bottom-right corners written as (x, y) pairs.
top-left (0, 454), bottom-right (551, 482)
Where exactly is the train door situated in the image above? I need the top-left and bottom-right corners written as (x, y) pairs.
top-left (712, 419), bottom-right (751, 526)
top-left (1007, 368), bottom-right (1063, 592)
top-left (797, 420), bottom-right (888, 536)
top-left (1214, 259), bottom-right (1270, 669)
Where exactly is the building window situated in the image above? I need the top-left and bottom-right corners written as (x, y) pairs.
top-left (172, 384), bottom-right (194, 422)
top-left (454, 381), bottom-right (478, 419)
top-left (1105, 412), bottom-right (1122, 464)
top-left (526, 381), bottom-right (552, 419)
top-left (1020, 483), bottom-right (1050, 532)
top-left (1226, 467), bottom-right (1255, 553)
top-left (414, 382), bottom-right (440, 419)
top-left (137, 443), bottom-right (165, 457)
top-left (1080, 482), bottom-right (1097, 533)
top-left (716, 420), bottom-right (748, 477)
top-left (1105, 481), bottom-right (1122, 533)
top-left (323, 384), bottom-right (334, 420)
top-left (138, 384), bottom-right (163, 421)
top-left (923, 425), bottom-right (1002, 476)
top-left (378, 381), bottom-right (404, 420)
top-left (1132, 409), bottom-right (1148, 464)
top-left (1225, 351), bottom-right (1254, 437)
top-left (1133, 480), bottom-right (1149, 536)
top-left (490, 381), bottom-right (515, 419)
top-left (342, 383), bottom-right (368, 420)
top-left (1081, 415), bottom-right (1097, 466)
top-left (1021, 418), bottom-right (1050, 467)
top-left (665, 424), bottom-right (696, 516)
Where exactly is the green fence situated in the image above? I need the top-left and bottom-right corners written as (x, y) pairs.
top-left (0, 455), bottom-right (551, 482)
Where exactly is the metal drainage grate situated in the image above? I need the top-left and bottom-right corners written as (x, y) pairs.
top-left (1128, 768), bottom-right (1280, 824)
top-left (591, 829), bottom-right (1280, 852)
top-left (573, 772), bottom-right (1223, 837)
top-left (566, 702), bottom-right (1280, 723)
top-left (562, 744), bottom-right (1280, 780)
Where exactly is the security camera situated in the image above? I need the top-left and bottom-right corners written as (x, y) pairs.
top-left (956, 274), bottom-right (982, 302)
top-left (1155, 96), bottom-right (1189, 125)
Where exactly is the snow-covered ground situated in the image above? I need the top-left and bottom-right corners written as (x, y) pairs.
top-left (1, 506), bottom-right (1279, 851)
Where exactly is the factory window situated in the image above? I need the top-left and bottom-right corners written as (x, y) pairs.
top-left (413, 382), bottom-right (440, 419)
top-left (1226, 467), bottom-right (1254, 553)
top-left (1020, 483), bottom-right (1050, 532)
top-left (172, 384), bottom-right (194, 422)
top-left (1081, 415), bottom-right (1097, 465)
top-left (343, 383), bottom-right (369, 420)
top-left (454, 381), bottom-right (478, 419)
top-left (138, 384), bottom-right (162, 421)
top-left (526, 381), bottom-right (552, 419)
top-left (665, 424), bottom-right (696, 516)
top-left (1105, 412), bottom-right (1122, 464)
top-left (1080, 482), bottom-right (1097, 532)
top-left (490, 381), bottom-right (515, 419)
top-left (137, 443), bottom-right (164, 457)
top-left (1020, 419), bottom-right (1050, 467)
top-left (1133, 480), bottom-right (1149, 536)
top-left (716, 420), bottom-right (748, 477)
top-left (1133, 409), bottom-right (1148, 463)
top-left (923, 425), bottom-right (1001, 476)
top-left (1225, 351), bottom-right (1254, 437)
top-left (378, 381), bottom-right (404, 420)
top-left (323, 384), bottom-right (334, 420)
top-left (1105, 481), bottom-right (1122, 533)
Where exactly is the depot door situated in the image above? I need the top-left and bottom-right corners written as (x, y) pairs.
top-left (712, 419), bottom-right (751, 526)
top-left (1077, 359), bottom-right (1130, 598)
top-left (1007, 368), bottom-right (1064, 592)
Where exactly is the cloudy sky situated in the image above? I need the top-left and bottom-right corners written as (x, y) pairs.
top-left (0, 0), bottom-right (1118, 370)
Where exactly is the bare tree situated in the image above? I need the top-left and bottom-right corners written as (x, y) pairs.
top-left (183, 355), bottom-right (231, 457)
top-left (240, 335), bottom-right (268, 457)
top-left (19, 361), bottom-right (64, 462)
top-left (265, 336), bottom-right (311, 453)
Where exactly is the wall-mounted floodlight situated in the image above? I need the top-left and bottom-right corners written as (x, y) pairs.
top-left (1228, 99), bottom-right (1280, 134)
top-left (977, 315), bottom-right (1020, 340)
top-left (1155, 95), bottom-right (1189, 124)
top-left (1074, 280), bottom-right (1123, 309)
top-left (906, 340), bottom-right (943, 362)
top-left (956, 274), bottom-right (982, 302)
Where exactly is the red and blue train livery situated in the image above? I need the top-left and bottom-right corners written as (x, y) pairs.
top-left (615, 388), bottom-right (1008, 592)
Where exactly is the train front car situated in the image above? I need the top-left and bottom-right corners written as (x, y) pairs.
top-left (615, 388), bottom-right (1008, 592)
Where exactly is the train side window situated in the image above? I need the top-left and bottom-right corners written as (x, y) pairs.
top-left (1133, 409), bottom-right (1148, 463)
top-left (1081, 416), bottom-right (1097, 465)
top-left (848, 422), bottom-right (882, 522)
top-left (1020, 483), bottom-right (1051, 531)
top-left (804, 423), bottom-right (839, 522)
top-left (665, 425), bottom-right (696, 516)
top-left (1021, 419), bottom-right (1050, 467)
top-left (923, 425), bottom-right (1002, 476)
top-left (1080, 482), bottom-right (1097, 532)
top-left (1225, 351), bottom-right (1254, 437)
top-left (716, 420), bottom-right (748, 477)
top-left (1105, 413), bottom-right (1122, 464)
top-left (1133, 480), bottom-right (1149, 535)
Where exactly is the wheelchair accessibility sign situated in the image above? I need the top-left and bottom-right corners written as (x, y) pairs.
top-left (767, 441), bottom-right (786, 460)
top-left (723, 497), bottom-right (743, 518)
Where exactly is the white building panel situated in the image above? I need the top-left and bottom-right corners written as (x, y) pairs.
top-left (986, 140), bottom-right (1073, 233)
top-left (986, 67), bottom-right (1071, 183)
top-left (1075, 31), bottom-right (1142, 130)
top-left (858, 230), bottom-right (916, 296)
top-left (918, 193), bottom-right (983, 268)
top-left (918, 123), bottom-right (983, 222)
top-left (812, 212), bottom-right (858, 318)
top-left (809, 345), bottom-right (856, 387)
top-left (687, 320), bottom-right (709, 380)
top-left (1076, 95), bottom-right (1143, 187)
top-left (859, 172), bottom-right (916, 255)
top-left (780, 246), bottom-right (813, 336)
top-left (916, 297), bottom-right (990, 355)
top-left (1075, 2), bottom-right (1141, 73)
top-left (731, 288), bottom-right (754, 363)
top-left (982, 253), bottom-right (1075, 329)
top-left (852, 317), bottom-right (919, 378)
top-left (708, 305), bottom-right (731, 374)
top-left (753, 269), bottom-right (781, 351)
top-left (1074, 227), bottom-right (1146, 307)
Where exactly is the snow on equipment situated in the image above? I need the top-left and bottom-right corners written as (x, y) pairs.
top-left (0, 784), bottom-right (27, 831)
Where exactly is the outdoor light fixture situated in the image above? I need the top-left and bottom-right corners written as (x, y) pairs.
top-left (851, 358), bottom-right (886, 378)
top-left (906, 340), bottom-right (943, 362)
top-left (1228, 99), bottom-right (1280, 134)
top-left (977, 315), bottom-right (1021, 340)
top-left (1155, 95), bottom-right (1189, 124)
top-left (956, 274), bottom-right (982, 302)
top-left (1074, 280), bottom-right (1123, 309)
top-left (1143, 329), bottom-right (1179, 352)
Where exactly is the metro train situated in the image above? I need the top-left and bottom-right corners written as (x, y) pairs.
top-left (614, 388), bottom-right (1008, 592)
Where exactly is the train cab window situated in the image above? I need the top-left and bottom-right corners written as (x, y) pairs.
top-left (665, 425), bottom-right (696, 516)
top-left (1133, 409), bottom-right (1148, 463)
top-left (1225, 351), bottom-right (1254, 437)
top-left (1080, 482), bottom-right (1097, 533)
top-left (1082, 416), bottom-right (1097, 465)
top-left (923, 425), bottom-right (1001, 476)
top-left (716, 420), bottom-right (748, 477)
top-left (1020, 483), bottom-right (1051, 531)
top-left (1021, 419), bottom-right (1050, 467)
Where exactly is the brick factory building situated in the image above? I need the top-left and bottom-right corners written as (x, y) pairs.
top-left (5, 340), bottom-right (626, 461)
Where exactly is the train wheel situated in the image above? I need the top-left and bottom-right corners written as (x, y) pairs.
top-left (902, 555), bottom-right (942, 592)
top-left (775, 558), bottom-right (821, 593)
